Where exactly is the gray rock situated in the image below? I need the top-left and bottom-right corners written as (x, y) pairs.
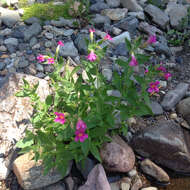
top-left (0, 28), bottom-right (12, 36)
top-left (92, 14), bottom-right (111, 27)
top-left (114, 16), bottom-right (139, 35)
top-left (59, 41), bottom-right (78, 57)
top-left (4, 38), bottom-right (18, 47)
top-left (45, 32), bottom-right (54, 39)
top-left (36, 63), bottom-right (44, 72)
top-left (101, 8), bottom-right (128, 21)
top-left (161, 83), bottom-right (189, 110)
top-left (51, 17), bottom-right (76, 28)
top-left (0, 62), bottom-right (6, 71)
top-left (24, 22), bottom-right (42, 41)
top-left (100, 135), bottom-right (135, 172)
top-left (90, 2), bottom-right (109, 13)
top-left (74, 33), bottom-right (89, 55)
top-left (29, 37), bottom-right (38, 47)
top-left (138, 22), bottom-right (163, 35)
top-left (78, 164), bottom-right (111, 190)
top-left (176, 97), bottom-right (190, 125)
top-left (165, 2), bottom-right (188, 29)
top-left (13, 153), bottom-right (72, 190)
top-left (45, 181), bottom-right (66, 190)
top-left (149, 101), bottom-right (163, 115)
top-left (128, 11), bottom-right (145, 20)
top-left (110, 31), bottom-right (131, 46)
top-left (154, 42), bottom-right (171, 57)
top-left (17, 57), bottom-right (30, 68)
top-left (120, 0), bottom-right (143, 11)
top-left (144, 4), bottom-right (169, 29)
top-left (131, 120), bottom-right (190, 174)
top-left (76, 158), bottom-right (96, 179)
top-left (24, 17), bottom-right (41, 25)
top-left (113, 43), bottom-right (129, 56)
top-left (64, 177), bottom-right (75, 190)
top-left (141, 187), bottom-right (158, 190)
top-left (44, 41), bottom-right (53, 48)
top-left (106, 0), bottom-right (120, 7)
top-left (0, 8), bottom-right (20, 27)
top-left (140, 159), bottom-right (170, 182)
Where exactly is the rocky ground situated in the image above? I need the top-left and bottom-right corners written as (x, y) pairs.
top-left (0, 0), bottom-right (190, 190)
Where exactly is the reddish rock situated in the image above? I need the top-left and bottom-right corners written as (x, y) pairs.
top-left (100, 135), bottom-right (135, 173)
top-left (78, 164), bottom-right (111, 190)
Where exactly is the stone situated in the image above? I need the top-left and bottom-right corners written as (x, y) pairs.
top-left (121, 182), bottom-right (130, 190)
top-left (4, 38), bottom-right (18, 47)
top-left (59, 41), bottom-right (79, 57)
top-left (17, 57), bottom-right (30, 68)
top-left (0, 28), bottom-right (12, 36)
top-left (144, 4), bottom-right (169, 29)
top-left (154, 42), bottom-right (172, 57)
top-left (45, 181), bottom-right (66, 190)
top-left (45, 32), bottom-right (54, 39)
top-left (138, 22), bottom-right (163, 35)
top-left (101, 8), bottom-right (128, 21)
top-left (130, 175), bottom-right (142, 190)
top-left (24, 22), bottom-right (42, 41)
top-left (106, 0), bottom-right (120, 7)
top-left (110, 182), bottom-right (120, 190)
top-left (74, 33), bottom-right (89, 55)
top-left (78, 164), bottom-right (111, 190)
top-left (76, 157), bottom-right (96, 179)
top-left (0, 158), bottom-right (10, 180)
top-left (64, 177), bottom-right (75, 190)
top-left (165, 2), bottom-right (187, 29)
top-left (131, 120), bottom-right (190, 173)
top-left (90, 2), bottom-right (109, 13)
top-left (45, 41), bottom-right (53, 48)
top-left (51, 17), bottom-right (77, 28)
top-left (161, 83), bottom-right (189, 111)
top-left (100, 135), bottom-right (135, 173)
top-left (0, 45), bottom-right (7, 52)
top-left (24, 17), bottom-right (41, 24)
top-left (0, 8), bottom-right (20, 27)
top-left (13, 153), bottom-right (72, 190)
top-left (91, 14), bottom-right (111, 27)
top-left (113, 43), bottom-right (129, 56)
top-left (128, 11), bottom-right (145, 20)
top-left (176, 97), bottom-right (190, 125)
top-left (0, 62), bottom-right (6, 71)
top-left (120, 0), bottom-right (143, 11)
top-left (149, 101), bottom-right (163, 115)
top-left (112, 27), bottom-right (122, 35)
top-left (127, 169), bottom-right (137, 177)
top-left (140, 159), bottom-right (170, 182)
top-left (114, 16), bottom-right (139, 35)
top-left (141, 187), bottom-right (158, 190)
top-left (110, 32), bottom-right (131, 46)
top-left (29, 37), bottom-right (38, 47)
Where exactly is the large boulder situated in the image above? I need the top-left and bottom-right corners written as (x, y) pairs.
top-left (0, 73), bottom-right (51, 180)
top-left (120, 0), bottom-right (143, 12)
top-left (100, 135), bottom-right (135, 173)
top-left (131, 120), bottom-right (190, 174)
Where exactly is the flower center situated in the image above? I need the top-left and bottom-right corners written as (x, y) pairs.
top-left (78, 133), bottom-right (83, 137)
top-left (59, 115), bottom-right (64, 119)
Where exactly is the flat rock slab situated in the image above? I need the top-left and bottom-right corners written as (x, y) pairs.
top-left (13, 153), bottom-right (72, 190)
top-left (131, 120), bottom-right (190, 174)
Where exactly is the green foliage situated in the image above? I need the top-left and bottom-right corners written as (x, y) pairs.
top-left (21, 2), bottom-right (72, 21)
top-left (16, 33), bottom-right (163, 177)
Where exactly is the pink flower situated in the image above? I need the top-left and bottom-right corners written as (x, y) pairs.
top-left (74, 129), bottom-right (88, 142)
top-left (47, 58), bottom-right (55, 64)
top-left (157, 65), bottom-right (166, 72)
top-left (89, 28), bottom-right (95, 33)
top-left (129, 55), bottom-right (138, 66)
top-left (37, 54), bottom-right (45, 62)
top-left (57, 41), bottom-right (64, 47)
top-left (145, 68), bottom-right (149, 74)
top-left (148, 81), bottom-right (160, 93)
top-left (164, 73), bottom-right (172, 80)
top-left (104, 33), bottom-right (112, 41)
top-left (87, 51), bottom-right (97, 62)
top-left (54, 112), bottom-right (65, 124)
top-left (76, 120), bottom-right (87, 130)
top-left (147, 35), bottom-right (156, 44)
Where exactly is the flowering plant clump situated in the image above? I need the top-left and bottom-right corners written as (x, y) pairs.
top-left (15, 33), bottom-right (171, 176)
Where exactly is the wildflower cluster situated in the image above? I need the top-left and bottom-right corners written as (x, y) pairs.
top-left (16, 29), bottom-right (172, 177)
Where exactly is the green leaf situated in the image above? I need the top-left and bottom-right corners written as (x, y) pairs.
top-left (16, 138), bottom-right (34, 148)
top-left (90, 143), bottom-right (101, 162)
top-left (136, 54), bottom-right (150, 64)
top-left (45, 95), bottom-right (53, 106)
top-left (15, 91), bottom-right (25, 97)
top-left (134, 36), bottom-right (142, 50)
top-left (81, 138), bottom-right (90, 156)
top-left (125, 38), bottom-right (132, 51)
